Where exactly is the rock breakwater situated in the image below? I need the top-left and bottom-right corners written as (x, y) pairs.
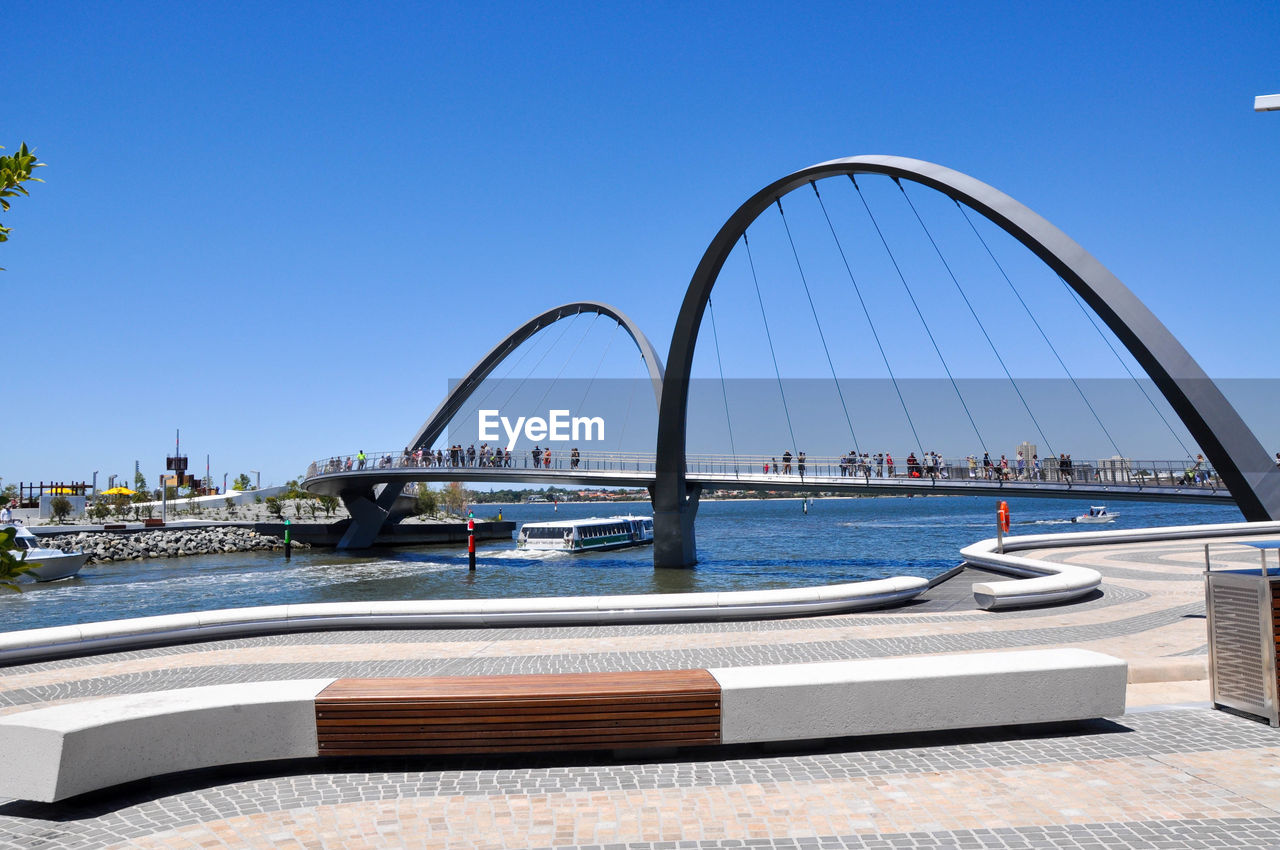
top-left (41, 528), bottom-right (309, 564)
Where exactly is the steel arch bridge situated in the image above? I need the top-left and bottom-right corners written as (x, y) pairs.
top-left (304, 155), bottom-right (1280, 562)
top-left (651, 155), bottom-right (1280, 566)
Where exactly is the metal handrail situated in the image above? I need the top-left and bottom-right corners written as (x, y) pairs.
top-left (303, 449), bottom-right (1221, 490)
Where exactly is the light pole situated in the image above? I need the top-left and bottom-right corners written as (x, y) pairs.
top-left (91, 471), bottom-right (98, 500)
top-left (108, 474), bottom-right (118, 490)
top-left (250, 470), bottom-right (260, 491)
top-left (1256, 93), bottom-right (1280, 112)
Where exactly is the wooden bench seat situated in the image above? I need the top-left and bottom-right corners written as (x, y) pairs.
top-left (315, 670), bottom-right (722, 756)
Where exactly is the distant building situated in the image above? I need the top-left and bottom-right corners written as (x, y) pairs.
top-left (1097, 456), bottom-right (1133, 483)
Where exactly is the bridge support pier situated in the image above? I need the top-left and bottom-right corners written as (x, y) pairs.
top-left (337, 484), bottom-right (404, 549)
top-left (652, 483), bottom-right (701, 569)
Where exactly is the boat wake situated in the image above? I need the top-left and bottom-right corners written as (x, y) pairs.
top-left (488, 548), bottom-right (570, 561)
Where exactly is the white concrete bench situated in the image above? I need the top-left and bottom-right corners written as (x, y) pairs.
top-left (0, 576), bottom-right (929, 665)
top-left (0, 649), bottom-right (1125, 803)
top-left (0, 679), bottom-right (335, 803)
top-left (711, 648), bottom-right (1126, 743)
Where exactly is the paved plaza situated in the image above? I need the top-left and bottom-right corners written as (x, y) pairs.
top-left (2, 535), bottom-right (1278, 849)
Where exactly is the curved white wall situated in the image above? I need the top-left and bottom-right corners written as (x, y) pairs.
top-left (964, 519), bottom-right (1280, 609)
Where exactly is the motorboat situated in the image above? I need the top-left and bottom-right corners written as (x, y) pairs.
top-left (517, 515), bottom-right (654, 553)
top-left (3, 523), bottom-right (88, 581)
top-left (1071, 506), bottom-right (1117, 524)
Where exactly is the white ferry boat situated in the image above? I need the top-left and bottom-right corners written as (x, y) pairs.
top-left (517, 515), bottom-right (654, 553)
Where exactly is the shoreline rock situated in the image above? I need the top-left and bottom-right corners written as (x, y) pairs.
top-left (42, 528), bottom-right (310, 564)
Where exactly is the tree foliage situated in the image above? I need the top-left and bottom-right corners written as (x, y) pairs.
top-left (0, 142), bottom-right (44, 266)
top-left (442, 482), bottom-right (469, 517)
top-left (232, 473), bottom-right (252, 491)
top-left (415, 485), bottom-right (438, 517)
top-left (49, 495), bottom-right (72, 524)
top-left (133, 471), bottom-right (151, 503)
top-left (0, 527), bottom-right (34, 593)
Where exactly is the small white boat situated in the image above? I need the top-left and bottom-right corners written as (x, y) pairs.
top-left (1071, 506), bottom-right (1118, 524)
top-left (4, 524), bottom-right (89, 581)
top-left (517, 515), bottom-right (654, 553)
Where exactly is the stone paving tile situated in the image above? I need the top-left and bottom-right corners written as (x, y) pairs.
top-left (2, 710), bottom-right (1279, 850)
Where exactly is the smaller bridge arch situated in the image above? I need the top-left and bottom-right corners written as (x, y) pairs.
top-left (331, 301), bottom-right (664, 549)
top-left (407, 300), bottom-right (665, 454)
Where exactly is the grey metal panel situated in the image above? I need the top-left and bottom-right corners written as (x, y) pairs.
top-left (1205, 572), bottom-right (1279, 725)
top-left (406, 301), bottom-right (665, 454)
top-left (654, 155), bottom-right (1279, 567)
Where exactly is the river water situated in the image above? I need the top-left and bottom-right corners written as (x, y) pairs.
top-left (0, 497), bottom-right (1240, 634)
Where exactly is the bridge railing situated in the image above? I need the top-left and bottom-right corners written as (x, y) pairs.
top-left (304, 450), bottom-right (1221, 490)
top-left (305, 449), bottom-right (664, 479)
top-left (684, 454), bottom-right (1219, 489)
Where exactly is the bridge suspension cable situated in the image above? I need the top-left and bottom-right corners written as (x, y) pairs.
top-left (456, 318), bottom-right (555, 440)
top-left (775, 197), bottom-right (860, 456)
top-left (612, 346), bottom-right (643, 452)
top-left (953, 200), bottom-right (1125, 459)
top-left (706, 297), bottom-right (740, 473)
top-left (1061, 278), bottom-right (1197, 461)
top-left (896, 179), bottom-right (1056, 459)
top-left (742, 231), bottom-right (800, 457)
top-left (851, 175), bottom-right (988, 455)
top-left (489, 310), bottom-right (584, 430)
top-left (811, 180), bottom-right (926, 464)
top-left (526, 311), bottom-right (601, 417)
top-left (575, 317), bottom-right (619, 417)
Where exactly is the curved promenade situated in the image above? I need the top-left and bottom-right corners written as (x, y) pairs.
top-left (0, 576), bottom-right (930, 665)
top-left (2, 525), bottom-right (1280, 848)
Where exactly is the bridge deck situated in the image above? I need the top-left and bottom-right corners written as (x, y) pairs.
top-left (303, 465), bottom-right (1234, 505)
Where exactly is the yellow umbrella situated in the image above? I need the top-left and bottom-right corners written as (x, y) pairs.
top-left (100, 486), bottom-right (136, 496)
top-left (45, 487), bottom-right (74, 494)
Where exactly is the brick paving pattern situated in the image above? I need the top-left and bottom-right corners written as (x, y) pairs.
top-left (0, 535), bottom-right (1273, 848)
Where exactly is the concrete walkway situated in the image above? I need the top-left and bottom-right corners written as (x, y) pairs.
top-left (0, 533), bottom-right (1274, 849)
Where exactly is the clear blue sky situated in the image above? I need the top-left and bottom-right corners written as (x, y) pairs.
top-left (6, 1), bottom-right (1278, 488)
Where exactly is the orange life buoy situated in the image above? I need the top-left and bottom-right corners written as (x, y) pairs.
top-left (997, 501), bottom-right (1010, 533)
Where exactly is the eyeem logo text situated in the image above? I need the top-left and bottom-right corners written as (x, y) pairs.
top-left (478, 409), bottom-right (605, 451)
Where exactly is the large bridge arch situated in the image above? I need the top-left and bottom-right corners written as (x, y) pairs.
top-left (408, 300), bottom-right (665, 454)
top-left (653, 154), bottom-right (1280, 567)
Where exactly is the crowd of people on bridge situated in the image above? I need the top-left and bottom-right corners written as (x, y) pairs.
top-left (318, 445), bottom-right (595, 474)
top-left (744, 448), bottom-right (1222, 488)
top-left (312, 444), bottom-right (1222, 490)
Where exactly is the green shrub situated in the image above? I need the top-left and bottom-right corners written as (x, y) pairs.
top-left (49, 495), bottom-right (72, 524)
top-left (415, 486), bottom-right (438, 517)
